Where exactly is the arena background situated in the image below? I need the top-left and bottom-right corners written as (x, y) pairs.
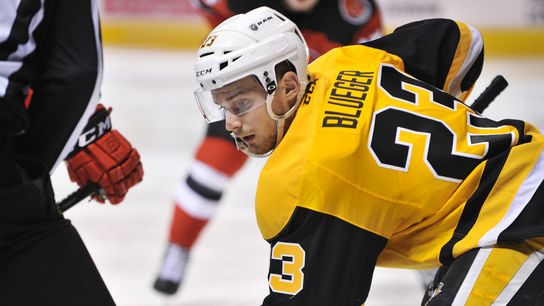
top-left (99, 0), bottom-right (544, 55)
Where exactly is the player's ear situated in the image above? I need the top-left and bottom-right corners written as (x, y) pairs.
top-left (278, 71), bottom-right (300, 109)
top-left (281, 71), bottom-right (300, 95)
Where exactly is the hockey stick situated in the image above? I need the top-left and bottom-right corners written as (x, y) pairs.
top-left (57, 183), bottom-right (101, 213)
top-left (470, 75), bottom-right (509, 113)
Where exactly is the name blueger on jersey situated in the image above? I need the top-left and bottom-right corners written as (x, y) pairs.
top-left (322, 70), bottom-right (374, 129)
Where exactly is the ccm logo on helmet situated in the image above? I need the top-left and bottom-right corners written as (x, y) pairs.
top-left (196, 68), bottom-right (212, 77)
top-left (249, 16), bottom-right (273, 31)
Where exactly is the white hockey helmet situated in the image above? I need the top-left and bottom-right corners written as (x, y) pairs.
top-left (193, 6), bottom-right (309, 123)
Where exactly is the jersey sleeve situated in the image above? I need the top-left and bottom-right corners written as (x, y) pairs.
top-left (13, 0), bottom-right (102, 172)
top-left (261, 207), bottom-right (387, 305)
top-left (363, 18), bottom-right (483, 101)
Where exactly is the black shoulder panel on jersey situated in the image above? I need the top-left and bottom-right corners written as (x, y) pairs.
top-left (363, 19), bottom-right (460, 90)
top-left (262, 206), bottom-right (388, 306)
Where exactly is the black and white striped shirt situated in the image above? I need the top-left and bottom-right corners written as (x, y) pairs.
top-left (1, 0), bottom-right (103, 172)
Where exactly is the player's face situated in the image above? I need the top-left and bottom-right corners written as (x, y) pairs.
top-left (212, 76), bottom-right (277, 155)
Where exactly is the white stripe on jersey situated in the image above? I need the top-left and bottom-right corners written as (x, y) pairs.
top-left (172, 159), bottom-right (230, 219)
top-left (0, 0), bottom-right (44, 97)
top-left (0, 1), bottom-right (20, 41)
top-left (0, 62), bottom-right (21, 96)
top-left (451, 247), bottom-right (492, 306)
top-left (447, 24), bottom-right (483, 99)
top-left (174, 178), bottom-right (220, 220)
top-left (190, 160), bottom-right (231, 192)
top-left (492, 248), bottom-right (544, 304)
top-left (478, 147), bottom-right (544, 247)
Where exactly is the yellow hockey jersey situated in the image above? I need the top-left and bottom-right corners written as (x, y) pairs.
top-left (257, 19), bottom-right (544, 306)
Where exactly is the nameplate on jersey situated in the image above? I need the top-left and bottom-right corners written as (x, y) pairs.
top-left (322, 70), bottom-right (374, 129)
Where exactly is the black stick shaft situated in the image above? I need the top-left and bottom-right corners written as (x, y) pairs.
top-left (57, 183), bottom-right (101, 213)
top-left (470, 75), bottom-right (509, 113)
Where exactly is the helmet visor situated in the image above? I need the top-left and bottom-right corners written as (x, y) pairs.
top-left (194, 87), bottom-right (225, 123)
top-left (194, 75), bottom-right (268, 123)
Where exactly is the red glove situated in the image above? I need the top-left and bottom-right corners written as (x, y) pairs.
top-left (65, 105), bottom-right (143, 204)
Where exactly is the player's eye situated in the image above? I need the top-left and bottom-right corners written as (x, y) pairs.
top-left (226, 99), bottom-right (253, 115)
top-left (234, 99), bottom-right (252, 113)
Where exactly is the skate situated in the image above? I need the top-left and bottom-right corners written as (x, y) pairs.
top-left (153, 243), bottom-right (190, 295)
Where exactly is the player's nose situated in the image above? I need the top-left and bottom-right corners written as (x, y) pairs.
top-left (225, 112), bottom-right (242, 132)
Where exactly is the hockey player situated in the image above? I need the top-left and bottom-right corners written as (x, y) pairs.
top-left (0, 0), bottom-right (143, 304)
top-left (193, 6), bottom-right (544, 305)
top-left (153, 0), bottom-right (383, 295)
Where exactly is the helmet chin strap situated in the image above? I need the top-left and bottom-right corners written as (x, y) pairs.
top-left (266, 80), bottom-right (307, 144)
top-left (266, 81), bottom-right (307, 121)
top-left (232, 81), bottom-right (307, 158)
